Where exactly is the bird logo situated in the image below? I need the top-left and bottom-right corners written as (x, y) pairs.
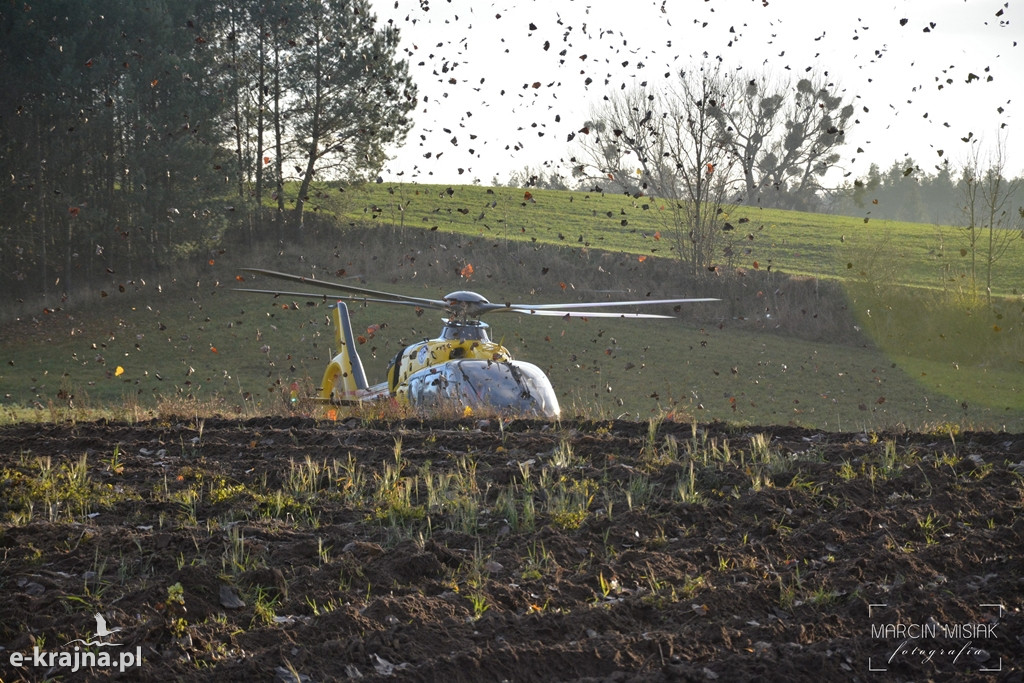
top-left (93, 613), bottom-right (122, 639)
top-left (61, 613), bottom-right (123, 648)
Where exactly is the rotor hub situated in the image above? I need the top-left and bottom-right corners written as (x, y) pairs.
top-left (443, 290), bottom-right (491, 320)
top-left (442, 290), bottom-right (490, 305)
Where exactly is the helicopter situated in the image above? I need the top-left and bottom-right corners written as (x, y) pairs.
top-left (236, 268), bottom-right (719, 418)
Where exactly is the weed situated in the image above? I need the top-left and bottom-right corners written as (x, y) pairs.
top-left (625, 473), bottom-right (655, 510)
top-left (676, 460), bottom-right (704, 504)
top-left (287, 456), bottom-right (326, 499)
top-left (837, 459), bottom-right (857, 480)
top-left (787, 473), bottom-right (822, 494)
top-left (916, 512), bottom-right (947, 545)
top-left (105, 445), bottom-right (125, 475)
top-left (467, 592), bottom-right (490, 620)
top-left (517, 460), bottom-right (534, 490)
top-left (176, 487), bottom-right (201, 526)
top-left (520, 492), bottom-right (536, 533)
top-left (450, 494), bottom-right (479, 535)
top-left (222, 524), bottom-right (257, 575)
top-left (250, 586), bottom-right (279, 627)
top-left (771, 514), bottom-right (793, 538)
top-left (551, 437), bottom-right (579, 469)
top-left (165, 582), bottom-right (188, 638)
top-left (681, 574), bottom-right (707, 599)
top-left (640, 415), bottom-right (664, 463)
top-left (521, 541), bottom-right (556, 581)
top-left (808, 586), bottom-right (838, 607)
top-left (373, 453), bottom-right (423, 527)
top-left (750, 433), bottom-right (772, 463)
top-left (778, 575), bottom-right (799, 610)
top-left (317, 537), bottom-right (332, 566)
top-left (305, 595), bottom-right (339, 616)
top-left (339, 453), bottom-right (366, 503)
top-left (749, 467), bottom-right (773, 491)
top-left (639, 563), bottom-right (678, 608)
top-left (494, 486), bottom-right (519, 530)
top-left (85, 545), bottom-right (110, 598)
top-left (879, 439), bottom-right (916, 477)
top-left (547, 476), bottom-right (595, 529)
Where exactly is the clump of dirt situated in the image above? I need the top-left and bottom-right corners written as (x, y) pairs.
top-left (1, 417), bottom-right (1022, 681)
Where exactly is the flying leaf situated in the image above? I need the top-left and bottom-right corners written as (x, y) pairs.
top-left (115, 366), bottom-right (125, 377)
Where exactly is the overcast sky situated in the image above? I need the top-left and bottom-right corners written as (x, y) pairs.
top-left (369, 0), bottom-right (1022, 186)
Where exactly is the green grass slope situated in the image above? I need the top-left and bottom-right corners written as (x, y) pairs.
top-left (2, 207), bottom-right (1021, 431)
top-left (328, 183), bottom-right (1023, 296)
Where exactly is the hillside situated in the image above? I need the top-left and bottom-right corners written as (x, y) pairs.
top-left (325, 182), bottom-right (1024, 297)
top-left (2, 216), bottom-right (1021, 431)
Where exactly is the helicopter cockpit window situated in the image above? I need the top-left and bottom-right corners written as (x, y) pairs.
top-left (404, 360), bottom-right (559, 418)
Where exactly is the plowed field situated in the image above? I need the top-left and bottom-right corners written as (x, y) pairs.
top-left (1, 417), bottom-right (1022, 681)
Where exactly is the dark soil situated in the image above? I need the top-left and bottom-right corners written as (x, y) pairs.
top-left (1, 417), bottom-right (1022, 681)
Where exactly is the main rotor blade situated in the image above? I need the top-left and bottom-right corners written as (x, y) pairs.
top-left (239, 268), bottom-right (445, 308)
top-left (233, 288), bottom-right (448, 311)
top-left (506, 309), bottom-right (676, 319)
top-left (506, 297), bottom-right (720, 311)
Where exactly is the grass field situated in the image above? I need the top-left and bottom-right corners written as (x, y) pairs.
top-left (1, 211), bottom-right (1021, 431)
top-left (325, 182), bottom-right (1023, 297)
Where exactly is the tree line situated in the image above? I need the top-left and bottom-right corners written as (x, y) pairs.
top-left (2, 2), bottom-right (1019, 305)
top-left (525, 62), bottom-right (1022, 289)
top-left (0, 0), bottom-right (415, 302)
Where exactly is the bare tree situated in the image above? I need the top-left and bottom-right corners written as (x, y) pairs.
top-left (712, 71), bottom-right (785, 206)
top-left (572, 89), bottom-right (655, 195)
top-left (662, 67), bottom-right (738, 276)
top-left (573, 64), bottom-right (737, 277)
top-left (757, 75), bottom-right (855, 209)
top-left (959, 136), bottom-right (1024, 305)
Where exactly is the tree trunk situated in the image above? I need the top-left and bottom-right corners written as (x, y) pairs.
top-left (292, 33), bottom-right (324, 230)
top-left (272, 41), bottom-right (285, 238)
top-left (254, 24), bottom-right (267, 239)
